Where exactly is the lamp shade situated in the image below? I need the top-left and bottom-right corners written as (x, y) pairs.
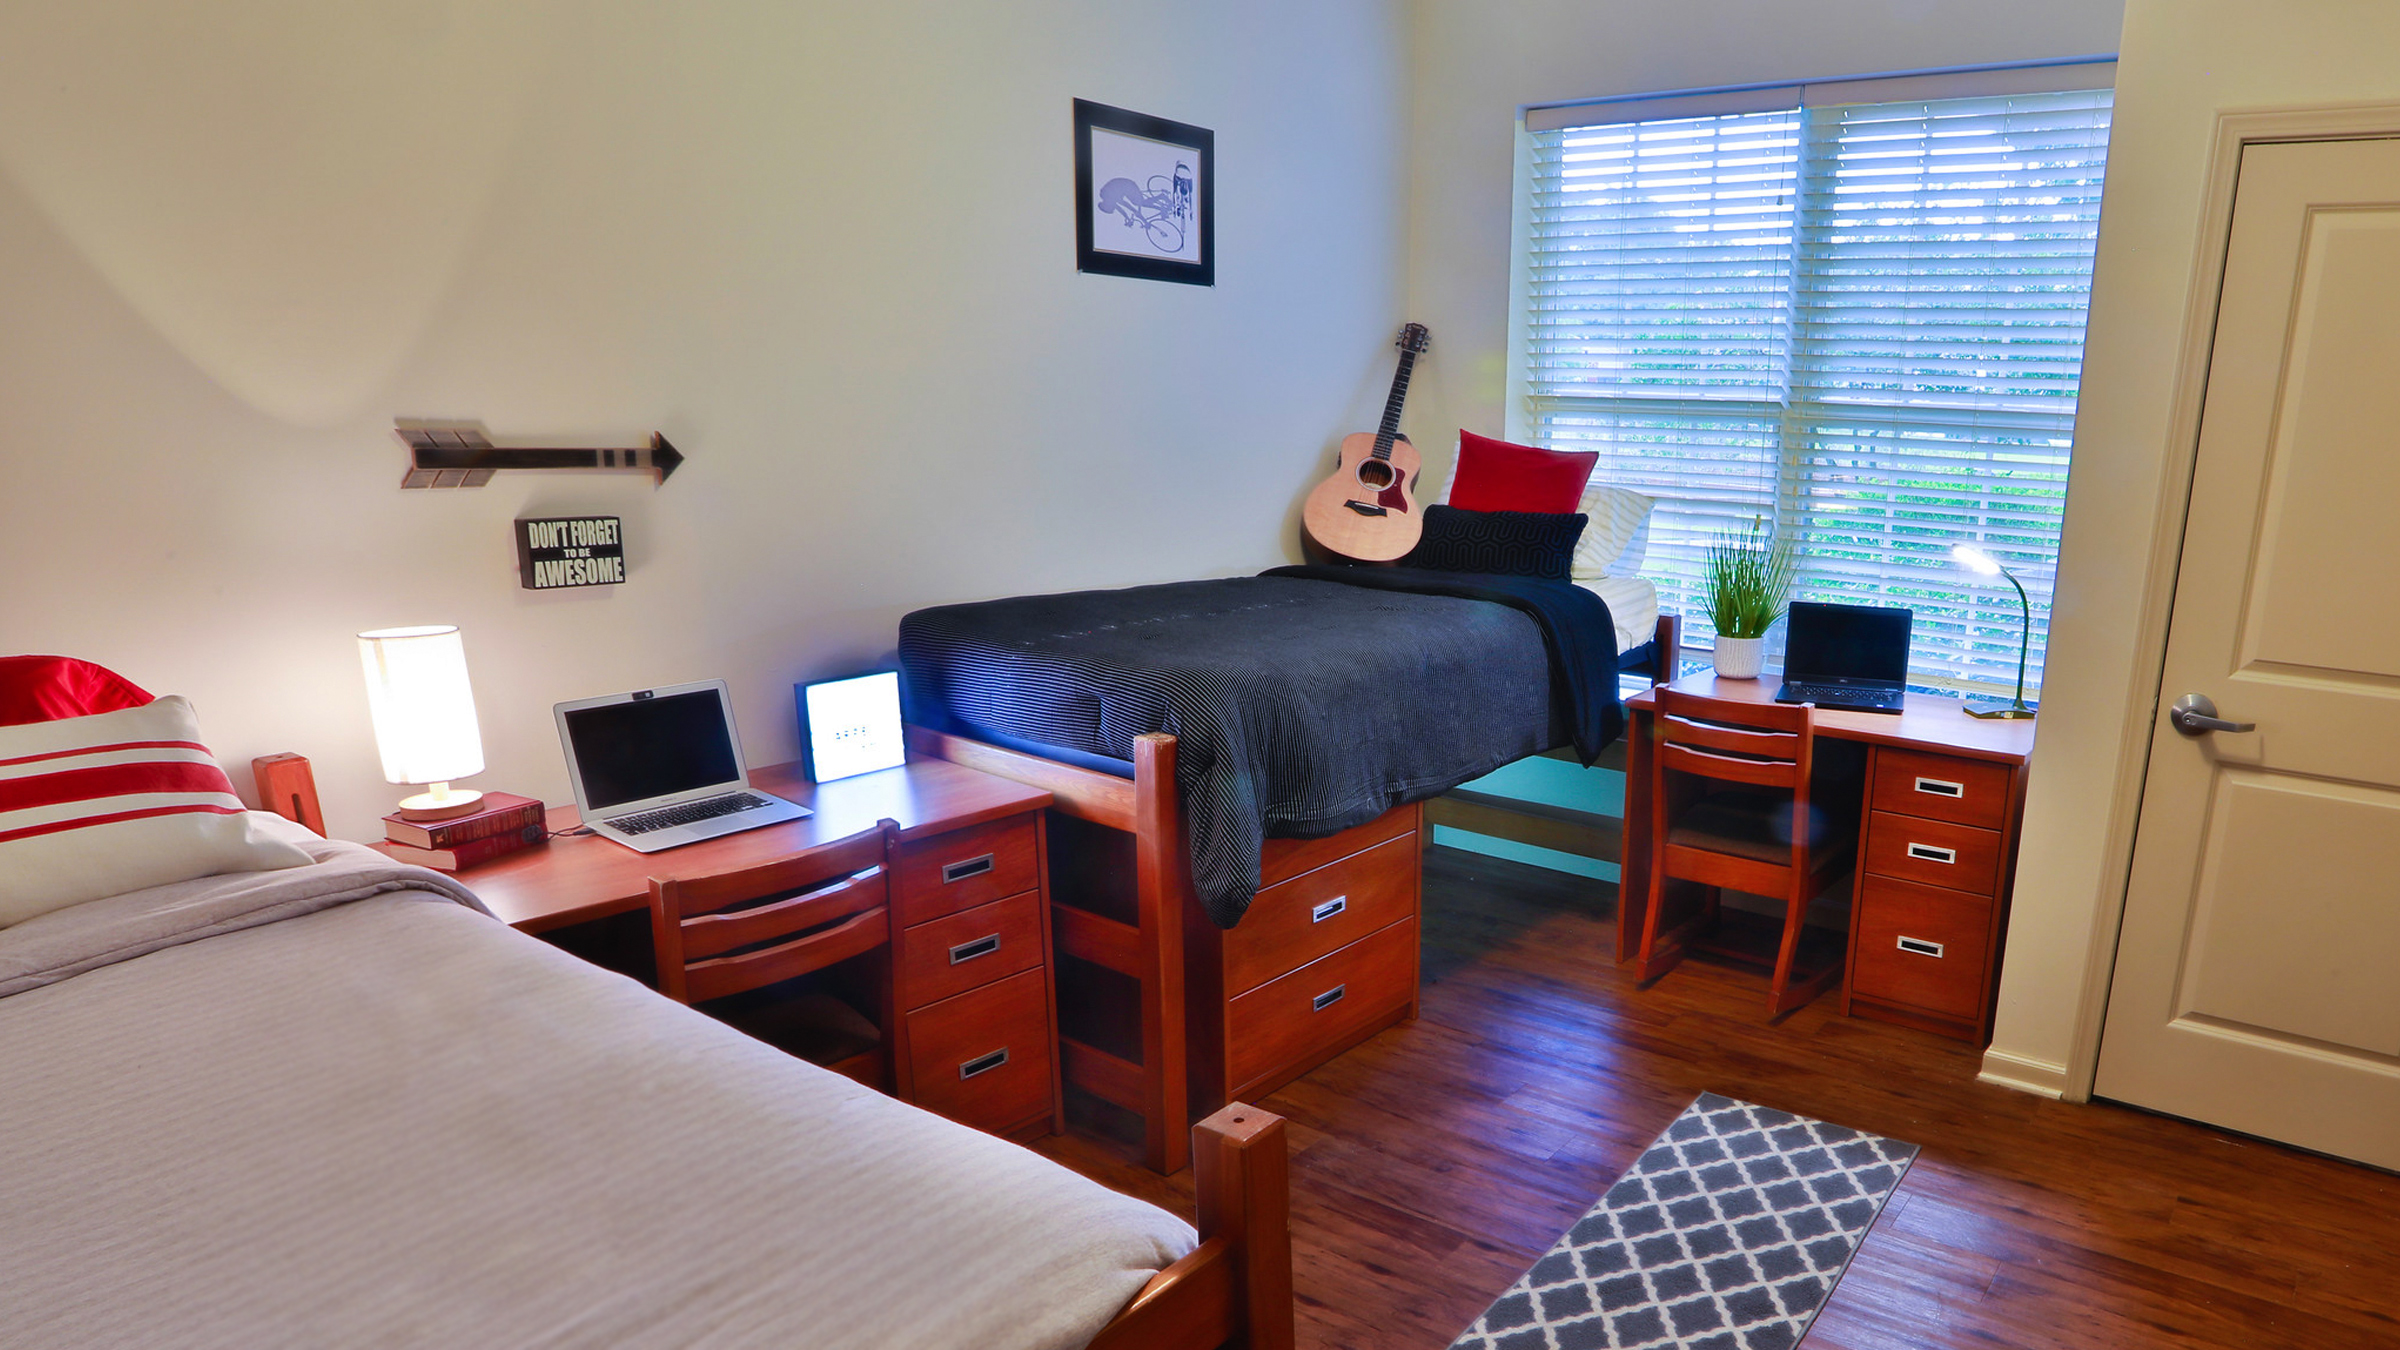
top-left (357, 626), bottom-right (484, 787)
top-left (1950, 544), bottom-right (2003, 576)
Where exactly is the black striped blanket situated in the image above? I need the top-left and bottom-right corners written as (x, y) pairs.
top-left (897, 568), bottom-right (1621, 928)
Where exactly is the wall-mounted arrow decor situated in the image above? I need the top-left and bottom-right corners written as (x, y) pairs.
top-left (395, 422), bottom-right (684, 489)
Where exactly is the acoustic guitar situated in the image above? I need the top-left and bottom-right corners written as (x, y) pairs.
top-left (1302, 323), bottom-right (1431, 562)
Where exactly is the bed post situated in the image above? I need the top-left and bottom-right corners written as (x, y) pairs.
top-left (1086, 1103), bottom-right (1294, 1350)
top-left (1651, 613), bottom-right (1682, 686)
top-left (1133, 733), bottom-right (1192, 1175)
top-left (1195, 1103), bottom-right (1295, 1350)
top-left (252, 753), bottom-right (326, 836)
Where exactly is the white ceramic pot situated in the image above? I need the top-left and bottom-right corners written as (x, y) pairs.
top-left (1712, 635), bottom-right (1765, 679)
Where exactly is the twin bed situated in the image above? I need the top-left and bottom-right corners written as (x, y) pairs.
top-left (902, 563), bottom-right (1668, 1171)
top-left (0, 795), bottom-right (1289, 1348)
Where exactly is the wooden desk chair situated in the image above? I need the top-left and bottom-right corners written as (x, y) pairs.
top-left (650, 820), bottom-right (900, 1083)
top-left (1635, 690), bottom-right (1851, 1017)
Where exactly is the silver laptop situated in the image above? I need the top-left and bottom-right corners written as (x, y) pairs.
top-left (554, 679), bottom-right (809, 853)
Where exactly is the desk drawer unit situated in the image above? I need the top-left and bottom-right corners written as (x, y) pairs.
top-left (904, 965), bottom-right (1056, 1135)
top-left (1844, 746), bottom-right (2026, 1043)
top-left (889, 810), bottom-right (1061, 1140)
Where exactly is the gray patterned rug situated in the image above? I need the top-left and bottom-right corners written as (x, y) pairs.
top-left (1450, 1093), bottom-right (1918, 1350)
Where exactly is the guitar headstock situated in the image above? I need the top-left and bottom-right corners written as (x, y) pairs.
top-left (1395, 322), bottom-right (1430, 355)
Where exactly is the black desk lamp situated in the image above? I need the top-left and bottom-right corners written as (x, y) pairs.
top-left (1953, 545), bottom-right (2037, 720)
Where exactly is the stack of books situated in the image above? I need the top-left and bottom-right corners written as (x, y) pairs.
top-left (380, 792), bottom-right (546, 871)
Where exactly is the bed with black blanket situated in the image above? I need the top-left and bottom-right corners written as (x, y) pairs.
top-left (899, 564), bottom-right (1623, 929)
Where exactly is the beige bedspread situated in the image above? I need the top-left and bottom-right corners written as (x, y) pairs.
top-left (0, 825), bottom-right (1194, 1349)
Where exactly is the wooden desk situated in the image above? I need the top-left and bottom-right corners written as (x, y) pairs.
top-left (1620, 674), bottom-right (2036, 1043)
top-left (379, 756), bottom-right (1065, 1139)
top-left (451, 758), bottom-right (1051, 932)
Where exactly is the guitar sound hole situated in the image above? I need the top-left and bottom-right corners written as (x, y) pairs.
top-left (1356, 460), bottom-right (1394, 489)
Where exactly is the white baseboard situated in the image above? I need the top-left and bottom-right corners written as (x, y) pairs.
top-left (1978, 1047), bottom-right (2070, 1099)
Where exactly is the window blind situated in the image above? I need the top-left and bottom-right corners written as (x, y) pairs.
top-left (1516, 84), bottom-right (2112, 697)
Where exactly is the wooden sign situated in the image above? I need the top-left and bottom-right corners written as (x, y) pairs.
top-left (515, 516), bottom-right (626, 590)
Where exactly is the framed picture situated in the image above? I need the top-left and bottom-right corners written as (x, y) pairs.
top-left (1074, 98), bottom-right (1213, 286)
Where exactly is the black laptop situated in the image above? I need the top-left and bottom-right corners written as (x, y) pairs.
top-left (1775, 602), bottom-right (1912, 713)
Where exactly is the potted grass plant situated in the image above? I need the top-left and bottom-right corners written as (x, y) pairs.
top-left (1702, 519), bottom-right (1798, 679)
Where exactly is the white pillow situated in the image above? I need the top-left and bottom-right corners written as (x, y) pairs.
top-left (0, 696), bottom-right (313, 927)
top-left (1573, 484), bottom-right (1655, 579)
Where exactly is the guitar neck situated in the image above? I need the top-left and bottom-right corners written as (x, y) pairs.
top-left (1371, 348), bottom-right (1419, 461)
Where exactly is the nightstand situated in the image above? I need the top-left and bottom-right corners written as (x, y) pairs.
top-left (376, 756), bottom-right (1064, 1140)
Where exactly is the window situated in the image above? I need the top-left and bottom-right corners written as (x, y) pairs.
top-left (1512, 69), bottom-right (2113, 697)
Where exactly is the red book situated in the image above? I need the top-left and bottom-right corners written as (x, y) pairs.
top-left (382, 792), bottom-right (544, 850)
top-left (378, 827), bottom-right (543, 872)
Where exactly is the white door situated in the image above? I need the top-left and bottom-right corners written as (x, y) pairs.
top-left (2097, 136), bottom-right (2400, 1169)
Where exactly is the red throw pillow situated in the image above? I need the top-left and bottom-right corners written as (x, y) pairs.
top-left (1447, 430), bottom-right (1599, 514)
top-left (0, 656), bottom-right (155, 727)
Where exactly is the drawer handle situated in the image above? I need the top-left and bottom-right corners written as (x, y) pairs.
top-left (1906, 842), bottom-right (1957, 865)
top-left (1896, 935), bottom-right (1946, 959)
top-left (1312, 895), bottom-right (1348, 923)
top-left (941, 853), bottom-right (995, 884)
top-left (1914, 776), bottom-right (1966, 799)
top-left (948, 933), bottom-right (1001, 964)
top-left (1312, 984), bottom-right (1347, 1012)
top-left (959, 1047), bottom-right (1010, 1079)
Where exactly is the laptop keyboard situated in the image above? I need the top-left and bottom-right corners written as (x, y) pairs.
top-left (1781, 681), bottom-right (1896, 705)
top-left (612, 792), bottom-right (769, 835)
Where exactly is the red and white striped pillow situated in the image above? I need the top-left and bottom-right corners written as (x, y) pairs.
top-left (0, 695), bottom-right (313, 926)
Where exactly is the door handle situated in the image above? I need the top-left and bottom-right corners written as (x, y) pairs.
top-left (2169, 693), bottom-right (2256, 737)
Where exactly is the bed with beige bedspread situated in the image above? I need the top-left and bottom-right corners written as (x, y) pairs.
top-left (0, 820), bottom-right (1194, 1349)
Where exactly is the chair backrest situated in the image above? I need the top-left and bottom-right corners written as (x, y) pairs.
top-left (649, 820), bottom-right (898, 1004)
top-left (1653, 689), bottom-right (1815, 796)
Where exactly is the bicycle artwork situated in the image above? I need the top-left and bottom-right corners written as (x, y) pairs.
top-left (1096, 161), bottom-right (1195, 256)
top-left (1073, 98), bottom-right (1214, 286)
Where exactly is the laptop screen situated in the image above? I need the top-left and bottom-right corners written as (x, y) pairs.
top-left (1784, 602), bottom-right (1912, 684)
top-left (562, 689), bottom-right (741, 811)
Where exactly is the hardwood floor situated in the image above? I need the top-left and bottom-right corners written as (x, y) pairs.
top-left (1032, 845), bottom-right (2400, 1349)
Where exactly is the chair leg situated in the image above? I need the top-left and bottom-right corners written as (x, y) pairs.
top-left (1766, 876), bottom-right (1809, 1016)
top-left (1637, 839), bottom-right (1678, 981)
top-left (1765, 875), bottom-right (1840, 1018)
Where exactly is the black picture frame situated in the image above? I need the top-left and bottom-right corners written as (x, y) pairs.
top-left (1074, 98), bottom-right (1214, 286)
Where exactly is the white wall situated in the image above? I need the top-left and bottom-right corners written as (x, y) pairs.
top-left (0, 0), bottom-right (1406, 840)
top-left (1399, 0), bottom-right (2125, 465)
top-left (1986, 0), bottom-right (2400, 1096)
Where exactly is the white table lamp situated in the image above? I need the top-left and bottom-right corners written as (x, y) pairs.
top-left (358, 625), bottom-right (487, 819)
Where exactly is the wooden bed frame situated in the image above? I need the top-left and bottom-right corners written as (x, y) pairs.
top-left (252, 760), bottom-right (1295, 1350)
top-left (904, 611), bottom-right (1681, 1176)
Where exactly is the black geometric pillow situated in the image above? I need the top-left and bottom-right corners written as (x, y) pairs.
top-left (1400, 505), bottom-right (1587, 580)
